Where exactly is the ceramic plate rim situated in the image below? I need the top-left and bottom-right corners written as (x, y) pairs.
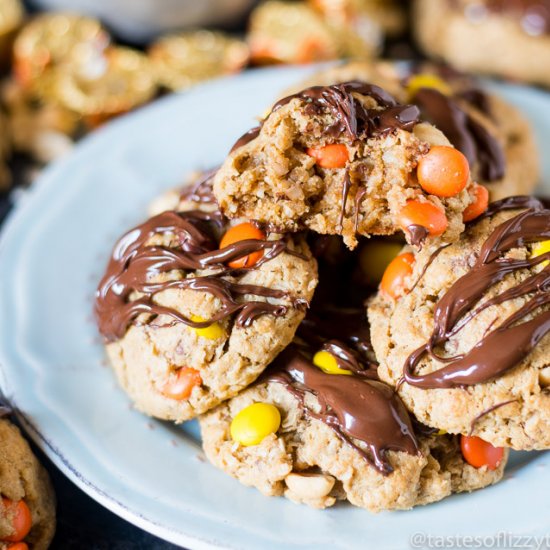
top-left (0, 65), bottom-right (548, 549)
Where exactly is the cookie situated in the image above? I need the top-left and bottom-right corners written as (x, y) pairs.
top-left (214, 81), bottom-right (479, 249)
top-left (0, 416), bottom-right (56, 550)
top-left (368, 196), bottom-right (550, 450)
top-left (95, 174), bottom-right (318, 422)
top-left (248, 1), bottom-right (345, 64)
top-left (310, 0), bottom-right (407, 38)
top-left (148, 31), bottom-right (249, 92)
top-left (200, 313), bottom-right (507, 512)
top-left (247, 0), bottom-right (405, 65)
top-left (413, 0), bottom-right (550, 88)
top-left (291, 60), bottom-right (540, 201)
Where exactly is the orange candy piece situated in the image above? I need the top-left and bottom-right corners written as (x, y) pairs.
top-left (463, 184), bottom-right (489, 222)
top-left (417, 146), bottom-right (470, 198)
top-left (380, 252), bottom-right (415, 299)
top-left (306, 144), bottom-right (349, 168)
top-left (219, 223), bottom-right (266, 269)
top-left (161, 367), bottom-right (202, 401)
top-left (2, 499), bottom-right (32, 543)
top-left (398, 200), bottom-right (448, 239)
top-left (460, 435), bottom-right (504, 470)
top-left (7, 543), bottom-right (29, 550)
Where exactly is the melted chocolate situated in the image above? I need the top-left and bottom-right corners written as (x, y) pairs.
top-left (271, 82), bottom-right (420, 141)
top-left (230, 81), bottom-right (421, 151)
top-left (230, 126), bottom-right (261, 153)
top-left (410, 243), bottom-right (452, 293)
top-left (269, 344), bottom-right (419, 475)
top-left (339, 170), bottom-right (352, 229)
top-left (298, 308), bottom-right (374, 364)
top-left (407, 224), bottom-right (430, 248)
top-left (402, 202), bottom-right (550, 389)
top-left (468, 400), bottom-right (516, 435)
top-left (179, 169), bottom-right (218, 204)
top-left (95, 209), bottom-right (307, 342)
top-left (353, 187), bottom-right (368, 233)
top-left (229, 82), bottom-right (422, 236)
top-left (479, 194), bottom-right (546, 219)
top-left (413, 88), bottom-right (505, 181)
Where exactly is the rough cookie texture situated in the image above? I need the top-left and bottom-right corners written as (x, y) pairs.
top-left (413, 0), bottom-right (550, 88)
top-left (369, 207), bottom-right (550, 450)
top-left (214, 82), bottom-right (475, 249)
top-left (0, 419), bottom-right (56, 549)
top-left (292, 61), bottom-right (539, 201)
top-left (100, 187), bottom-right (318, 422)
top-left (200, 380), bottom-right (506, 512)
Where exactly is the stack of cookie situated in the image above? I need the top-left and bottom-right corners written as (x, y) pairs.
top-left (94, 61), bottom-right (549, 512)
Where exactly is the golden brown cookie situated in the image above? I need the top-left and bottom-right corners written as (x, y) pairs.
top-left (95, 174), bottom-right (318, 422)
top-left (214, 81), bottom-right (478, 249)
top-left (368, 196), bottom-right (550, 450)
top-left (200, 317), bottom-right (507, 512)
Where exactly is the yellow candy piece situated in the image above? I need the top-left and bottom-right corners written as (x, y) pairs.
top-left (532, 240), bottom-right (550, 267)
top-left (437, 429), bottom-right (447, 435)
top-left (313, 350), bottom-right (352, 375)
top-left (230, 402), bottom-right (281, 446)
top-left (359, 240), bottom-right (404, 286)
top-left (407, 73), bottom-right (452, 99)
top-left (189, 315), bottom-right (225, 340)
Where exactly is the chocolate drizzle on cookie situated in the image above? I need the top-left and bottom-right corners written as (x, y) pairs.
top-left (95, 204), bottom-right (308, 343)
top-left (179, 169), bottom-right (218, 204)
top-left (231, 81), bottom-right (421, 150)
top-left (230, 127), bottom-right (261, 153)
top-left (478, 194), bottom-right (546, 219)
top-left (298, 308), bottom-right (376, 368)
top-left (264, 311), bottom-right (420, 475)
top-left (402, 197), bottom-right (550, 389)
top-left (468, 400), bottom-right (517, 435)
top-left (413, 88), bottom-right (505, 181)
top-left (269, 342), bottom-right (419, 475)
top-left (408, 224), bottom-right (430, 248)
top-left (272, 81), bottom-right (421, 141)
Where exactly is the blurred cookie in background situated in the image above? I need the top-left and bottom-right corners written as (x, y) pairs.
top-left (311, 0), bottom-right (406, 38)
top-left (46, 46), bottom-right (156, 128)
top-left (413, 0), bottom-right (550, 88)
top-left (1, 78), bottom-right (77, 165)
top-left (149, 31), bottom-right (249, 92)
top-left (12, 12), bottom-right (110, 93)
top-left (248, 0), bottom-right (406, 65)
top-left (248, 1), bottom-right (345, 64)
top-left (3, 15), bottom-right (157, 165)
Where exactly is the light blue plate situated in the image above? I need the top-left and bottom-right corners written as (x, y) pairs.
top-left (0, 66), bottom-right (549, 549)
